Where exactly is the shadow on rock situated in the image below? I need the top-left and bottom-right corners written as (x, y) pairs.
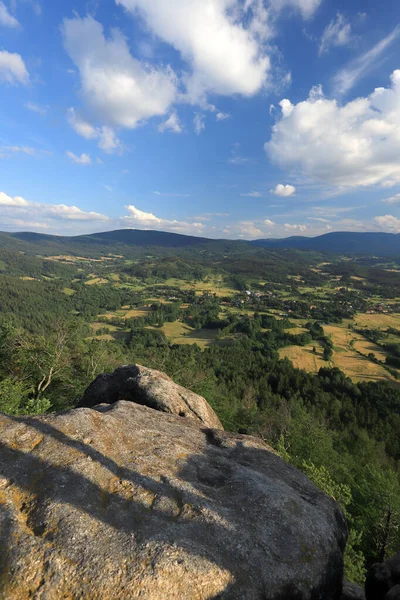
top-left (0, 401), bottom-right (347, 599)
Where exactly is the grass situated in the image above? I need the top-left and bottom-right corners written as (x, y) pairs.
top-left (147, 321), bottom-right (219, 349)
top-left (62, 287), bottom-right (75, 296)
top-left (280, 323), bottom-right (399, 383)
top-left (353, 313), bottom-right (400, 330)
top-left (280, 342), bottom-right (326, 373)
top-left (85, 277), bottom-right (108, 285)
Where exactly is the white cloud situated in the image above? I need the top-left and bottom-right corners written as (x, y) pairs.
top-left (319, 13), bottom-right (352, 55)
top-left (62, 16), bottom-right (177, 130)
top-left (0, 51), bottom-right (29, 85)
top-left (67, 108), bottom-right (97, 140)
top-left (0, 191), bottom-right (109, 230)
top-left (0, 191), bottom-right (29, 206)
top-left (284, 223), bottom-right (307, 231)
top-left (241, 191), bottom-right (262, 197)
top-left (269, 0), bottom-right (322, 19)
top-left (0, 1), bottom-right (19, 27)
top-left (194, 113), bottom-right (205, 135)
top-left (375, 214), bottom-right (400, 232)
top-left (97, 126), bottom-right (122, 153)
top-left (159, 111), bottom-right (182, 133)
top-left (66, 151), bottom-right (92, 165)
top-left (333, 26), bottom-right (400, 95)
top-left (266, 70), bottom-right (400, 188)
top-left (67, 108), bottom-right (122, 154)
top-left (264, 219), bottom-right (275, 226)
top-left (25, 101), bottom-right (47, 115)
top-left (383, 193), bottom-right (400, 205)
top-left (271, 183), bottom-right (296, 196)
top-left (116, 0), bottom-right (271, 102)
top-left (121, 204), bottom-right (206, 235)
top-left (216, 112), bottom-right (230, 121)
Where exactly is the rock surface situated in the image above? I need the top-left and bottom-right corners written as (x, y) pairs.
top-left (365, 553), bottom-right (400, 600)
top-left (341, 580), bottom-right (365, 599)
top-left (0, 371), bottom-right (348, 599)
top-left (78, 364), bottom-right (223, 430)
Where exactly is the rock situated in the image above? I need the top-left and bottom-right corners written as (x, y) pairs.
top-left (341, 580), bottom-right (365, 599)
top-left (78, 364), bottom-right (223, 430)
top-left (0, 375), bottom-right (348, 599)
top-left (365, 554), bottom-right (400, 600)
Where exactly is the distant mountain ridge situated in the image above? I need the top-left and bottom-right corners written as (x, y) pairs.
top-left (0, 229), bottom-right (399, 256)
top-left (251, 231), bottom-right (400, 256)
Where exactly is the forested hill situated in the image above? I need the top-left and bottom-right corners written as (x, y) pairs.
top-left (10, 229), bottom-right (210, 248)
top-left (252, 232), bottom-right (400, 256)
top-left (1, 229), bottom-right (400, 257)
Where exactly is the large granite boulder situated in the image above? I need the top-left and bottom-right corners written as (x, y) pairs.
top-left (341, 580), bottom-right (365, 599)
top-left (78, 364), bottom-right (223, 430)
top-left (365, 553), bottom-right (400, 599)
top-left (0, 371), bottom-right (348, 599)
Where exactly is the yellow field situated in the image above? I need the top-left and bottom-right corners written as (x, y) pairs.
top-left (280, 343), bottom-right (326, 372)
top-left (147, 321), bottom-right (218, 348)
top-left (280, 322), bottom-right (398, 383)
top-left (85, 278), bottom-right (108, 285)
top-left (122, 307), bottom-right (151, 319)
top-left (353, 313), bottom-right (400, 330)
top-left (159, 278), bottom-right (237, 297)
top-left (90, 322), bottom-right (118, 332)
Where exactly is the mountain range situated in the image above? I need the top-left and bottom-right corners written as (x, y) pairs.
top-left (1, 229), bottom-right (400, 256)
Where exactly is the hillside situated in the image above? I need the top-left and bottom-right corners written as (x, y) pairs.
top-left (1, 229), bottom-right (400, 257)
top-left (252, 232), bottom-right (400, 256)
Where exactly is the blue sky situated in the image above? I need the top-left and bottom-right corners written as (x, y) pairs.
top-left (1, 0), bottom-right (400, 239)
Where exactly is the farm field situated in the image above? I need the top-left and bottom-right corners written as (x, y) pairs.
top-left (280, 322), bottom-right (399, 383)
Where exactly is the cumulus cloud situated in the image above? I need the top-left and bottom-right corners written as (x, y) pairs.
top-left (0, 51), bottom-right (29, 85)
top-left (266, 70), bottom-right (400, 188)
top-left (319, 13), bottom-right (352, 55)
top-left (159, 111), bottom-right (182, 133)
top-left (121, 204), bottom-right (206, 235)
top-left (116, 0), bottom-right (271, 102)
top-left (374, 215), bottom-right (400, 232)
top-left (66, 151), bottom-right (92, 165)
top-left (0, 1), bottom-right (19, 27)
top-left (333, 26), bottom-right (400, 95)
top-left (0, 191), bottom-right (109, 232)
top-left (271, 183), bottom-right (296, 196)
top-left (62, 16), bottom-right (177, 131)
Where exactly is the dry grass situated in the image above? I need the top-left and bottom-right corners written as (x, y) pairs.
top-left (280, 323), bottom-right (398, 383)
top-left (353, 313), bottom-right (400, 330)
top-left (324, 325), bottom-right (394, 383)
top-left (85, 278), bottom-right (108, 285)
top-left (280, 343), bottom-right (326, 372)
top-left (122, 307), bottom-right (151, 319)
top-left (147, 321), bottom-right (218, 348)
